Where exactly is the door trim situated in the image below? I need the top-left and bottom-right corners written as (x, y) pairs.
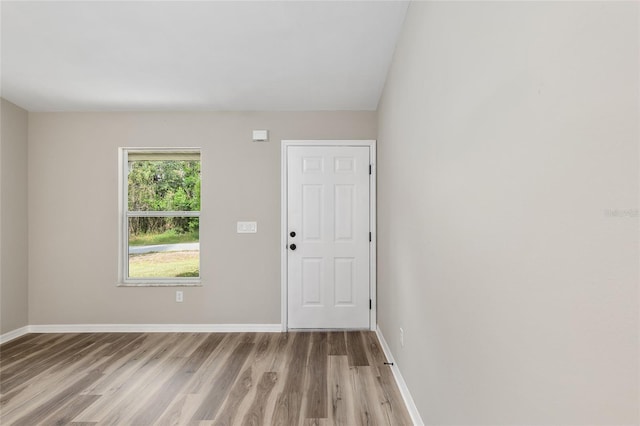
top-left (281, 140), bottom-right (377, 331)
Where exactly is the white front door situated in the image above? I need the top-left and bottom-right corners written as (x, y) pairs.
top-left (286, 145), bottom-right (371, 329)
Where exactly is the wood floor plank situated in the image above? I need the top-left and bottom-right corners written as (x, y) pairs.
top-left (167, 332), bottom-right (209, 358)
top-left (39, 394), bottom-right (101, 426)
top-left (360, 365), bottom-right (390, 425)
top-left (77, 333), bottom-right (149, 396)
top-left (219, 332), bottom-right (277, 425)
top-left (328, 332), bottom-right (347, 356)
top-left (251, 333), bottom-right (277, 373)
top-left (129, 334), bottom-right (226, 425)
top-left (0, 333), bottom-right (42, 352)
top-left (271, 332), bottom-right (310, 425)
top-left (0, 334), bottom-right (121, 420)
top-left (349, 365), bottom-right (384, 426)
top-left (153, 335), bottom-right (239, 424)
top-left (96, 332), bottom-right (146, 357)
top-left (95, 356), bottom-right (186, 425)
top-left (346, 332), bottom-right (370, 367)
top-left (207, 335), bottom-right (267, 425)
top-left (240, 332), bottom-right (257, 343)
top-left (212, 366), bottom-right (253, 426)
top-left (304, 419), bottom-right (331, 426)
top-left (75, 333), bottom-right (184, 423)
top-left (0, 331), bottom-right (412, 426)
top-left (2, 334), bottom-right (139, 421)
top-left (184, 334), bottom-right (237, 394)
top-left (305, 332), bottom-right (328, 419)
top-left (259, 333), bottom-right (292, 424)
top-left (241, 371), bottom-right (278, 426)
top-left (0, 344), bottom-right (37, 371)
top-left (155, 393), bottom-right (203, 426)
top-left (0, 334), bottom-right (104, 390)
top-left (191, 341), bottom-right (255, 421)
top-left (1, 334), bottom-right (97, 393)
top-left (267, 332), bottom-right (293, 373)
top-left (363, 331), bottom-right (387, 365)
top-left (0, 339), bottom-right (39, 363)
top-left (47, 333), bottom-right (113, 374)
top-left (0, 334), bottom-right (71, 373)
top-left (12, 369), bottom-right (103, 426)
top-left (375, 366), bottom-right (414, 425)
top-left (328, 355), bottom-right (356, 426)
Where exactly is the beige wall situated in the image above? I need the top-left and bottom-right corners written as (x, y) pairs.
top-left (1, 99), bottom-right (29, 334)
top-left (27, 111), bottom-right (376, 325)
top-left (377, 2), bottom-right (639, 424)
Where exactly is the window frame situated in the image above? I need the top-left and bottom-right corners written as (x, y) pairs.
top-left (118, 147), bottom-right (202, 287)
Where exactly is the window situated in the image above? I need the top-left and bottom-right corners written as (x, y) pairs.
top-left (119, 148), bottom-right (201, 285)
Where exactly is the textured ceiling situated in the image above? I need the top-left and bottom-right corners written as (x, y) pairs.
top-left (1, 1), bottom-right (408, 111)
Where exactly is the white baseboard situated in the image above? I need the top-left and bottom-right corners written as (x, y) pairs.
top-left (376, 325), bottom-right (424, 426)
top-left (0, 325), bottom-right (31, 344)
top-left (27, 323), bottom-right (282, 334)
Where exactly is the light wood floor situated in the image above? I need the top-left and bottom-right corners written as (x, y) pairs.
top-left (0, 331), bottom-right (412, 425)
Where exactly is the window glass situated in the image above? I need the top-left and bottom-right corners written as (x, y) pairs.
top-left (128, 217), bottom-right (199, 278)
top-left (122, 150), bottom-right (200, 283)
top-left (128, 160), bottom-right (201, 212)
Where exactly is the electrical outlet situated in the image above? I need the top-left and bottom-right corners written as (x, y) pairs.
top-left (176, 291), bottom-right (183, 303)
top-left (400, 327), bottom-right (404, 348)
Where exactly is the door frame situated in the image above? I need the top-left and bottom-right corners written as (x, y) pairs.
top-left (281, 140), bottom-right (377, 331)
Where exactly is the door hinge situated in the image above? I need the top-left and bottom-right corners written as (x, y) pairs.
top-left (369, 232), bottom-right (372, 242)
top-left (369, 164), bottom-right (372, 175)
top-left (369, 299), bottom-right (372, 310)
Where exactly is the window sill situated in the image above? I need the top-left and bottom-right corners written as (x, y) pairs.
top-left (118, 280), bottom-right (202, 287)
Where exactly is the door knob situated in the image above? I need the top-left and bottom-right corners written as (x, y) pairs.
top-left (290, 231), bottom-right (296, 238)
top-left (290, 244), bottom-right (297, 251)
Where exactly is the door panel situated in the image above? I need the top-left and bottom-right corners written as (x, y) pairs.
top-left (302, 185), bottom-right (323, 240)
top-left (302, 258), bottom-right (323, 306)
top-left (334, 258), bottom-right (355, 305)
top-left (287, 146), bottom-right (370, 329)
top-left (334, 185), bottom-right (355, 240)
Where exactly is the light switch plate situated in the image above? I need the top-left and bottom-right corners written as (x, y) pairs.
top-left (252, 130), bottom-right (268, 142)
top-left (237, 221), bottom-right (257, 233)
